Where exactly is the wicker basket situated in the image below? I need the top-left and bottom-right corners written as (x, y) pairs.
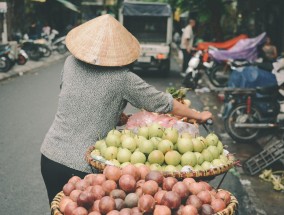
top-left (85, 145), bottom-right (236, 180)
top-left (51, 189), bottom-right (238, 215)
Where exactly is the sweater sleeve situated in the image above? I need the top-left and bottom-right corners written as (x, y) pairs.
top-left (122, 72), bottom-right (173, 113)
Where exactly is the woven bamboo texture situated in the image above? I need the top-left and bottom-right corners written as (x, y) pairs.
top-left (51, 189), bottom-right (238, 215)
top-left (85, 145), bottom-right (236, 180)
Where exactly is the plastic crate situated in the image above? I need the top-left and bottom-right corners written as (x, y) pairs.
top-left (244, 140), bottom-right (284, 175)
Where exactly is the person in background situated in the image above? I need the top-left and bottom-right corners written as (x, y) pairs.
top-left (42, 22), bottom-right (51, 36)
top-left (180, 18), bottom-right (196, 77)
top-left (40, 14), bottom-right (212, 204)
top-left (262, 36), bottom-right (278, 62)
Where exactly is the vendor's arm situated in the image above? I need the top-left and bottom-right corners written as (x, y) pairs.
top-left (171, 99), bottom-right (212, 123)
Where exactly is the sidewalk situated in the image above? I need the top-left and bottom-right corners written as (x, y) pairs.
top-left (0, 52), bottom-right (69, 82)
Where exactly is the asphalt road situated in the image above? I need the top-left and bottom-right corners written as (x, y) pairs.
top-left (0, 55), bottom-right (254, 214)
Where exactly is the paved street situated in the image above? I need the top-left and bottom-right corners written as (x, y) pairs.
top-left (0, 52), bottom-right (282, 214)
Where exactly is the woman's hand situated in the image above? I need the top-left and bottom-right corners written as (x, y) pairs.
top-left (197, 111), bottom-right (213, 123)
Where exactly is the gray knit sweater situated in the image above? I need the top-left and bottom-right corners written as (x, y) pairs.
top-left (40, 55), bottom-right (173, 172)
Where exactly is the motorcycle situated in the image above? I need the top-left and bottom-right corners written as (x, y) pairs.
top-left (35, 29), bottom-right (67, 55)
top-left (182, 34), bottom-right (249, 89)
top-left (221, 60), bottom-right (284, 142)
top-left (0, 43), bottom-right (28, 73)
top-left (20, 37), bottom-right (45, 61)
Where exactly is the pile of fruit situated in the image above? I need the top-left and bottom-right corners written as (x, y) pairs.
top-left (59, 165), bottom-right (235, 215)
top-left (90, 124), bottom-right (232, 173)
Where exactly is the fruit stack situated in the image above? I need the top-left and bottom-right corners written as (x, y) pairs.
top-left (53, 165), bottom-right (238, 215)
top-left (87, 123), bottom-right (234, 177)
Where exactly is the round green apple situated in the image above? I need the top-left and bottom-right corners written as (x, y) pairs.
top-left (181, 151), bottom-right (197, 167)
top-left (148, 123), bottom-right (164, 138)
top-left (131, 151), bottom-right (146, 164)
top-left (107, 129), bottom-right (121, 137)
top-left (164, 165), bottom-right (178, 172)
top-left (117, 148), bottom-right (132, 163)
top-left (165, 150), bottom-right (181, 166)
top-left (194, 152), bottom-right (204, 165)
top-left (120, 162), bottom-right (131, 168)
top-left (207, 146), bottom-right (220, 159)
top-left (122, 136), bottom-right (137, 152)
top-left (138, 140), bottom-right (154, 154)
top-left (150, 163), bottom-right (161, 171)
top-left (158, 139), bottom-right (174, 154)
top-left (109, 159), bottom-right (120, 167)
top-left (192, 138), bottom-right (204, 152)
top-left (150, 137), bottom-right (162, 149)
top-left (217, 140), bottom-right (224, 154)
top-left (148, 150), bottom-right (165, 165)
top-left (137, 126), bottom-right (149, 139)
top-left (201, 161), bottom-right (213, 170)
top-left (106, 133), bottom-right (121, 147)
top-left (212, 159), bottom-right (224, 167)
top-left (162, 127), bottom-right (179, 144)
top-left (201, 149), bottom-right (213, 162)
top-left (177, 137), bottom-right (193, 154)
top-left (205, 133), bottom-right (219, 146)
top-left (104, 146), bottom-right (118, 160)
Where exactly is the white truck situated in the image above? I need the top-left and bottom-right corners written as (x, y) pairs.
top-left (119, 1), bottom-right (173, 75)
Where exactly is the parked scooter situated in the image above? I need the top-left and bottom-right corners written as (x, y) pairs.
top-left (35, 29), bottom-right (67, 55)
top-left (182, 34), bottom-right (249, 89)
top-left (0, 43), bottom-right (28, 73)
top-left (221, 59), bottom-right (284, 142)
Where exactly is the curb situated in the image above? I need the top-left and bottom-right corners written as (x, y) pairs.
top-left (0, 52), bottom-right (69, 82)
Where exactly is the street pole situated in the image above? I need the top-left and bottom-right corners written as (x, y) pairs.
top-left (2, 12), bottom-right (8, 43)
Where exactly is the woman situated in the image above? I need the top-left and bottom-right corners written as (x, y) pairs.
top-left (262, 36), bottom-right (278, 62)
top-left (40, 14), bottom-right (212, 204)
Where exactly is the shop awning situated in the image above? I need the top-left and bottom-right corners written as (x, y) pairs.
top-left (122, 2), bottom-right (171, 17)
top-left (56, 0), bottom-right (80, 13)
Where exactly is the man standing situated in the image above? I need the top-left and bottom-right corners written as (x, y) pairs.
top-left (180, 18), bottom-right (196, 77)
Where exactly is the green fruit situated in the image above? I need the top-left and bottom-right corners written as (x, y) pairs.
top-left (106, 134), bottom-right (121, 147)
top-left (164, 165), bottom-right (178, 172)
top-left (91, 149), bottom-right (101, 158)
top-left (148, 150), bottom-right (165, 165)
top-left (162, 127), bottom-right (179, 144)
top-left (176, 165), bottom-right (182, 171)
top-left (212, 159), bottom-right (224, 167)
top-left (181, 151), bottom-right (197, 167)
top-left (177, 137), bottom-right (193, 154)
top-left (219, 155), bottom-right (228, 163)
top-left (109, 159), bottom-right (120, 167)
top-left (95, 140), bottom-right (106, 150)
top-left (206, 133), bottom-right (219, 146)
top-left (120, 162), bottom-right (131, 168)
top-left (201, 161), bottom-right (213, 170)
top-left (122, 136), bottom-right (137, 152)
top-left (139, 140), bottom-right (154, 154)
top-left (134, 163), bottom-right (144, 167)
top-left (121, 129), bottom-right (133, 135)
top-left (192, 138), bottom-right (204, 152)
top-left (196, 136), bottom-right (207, 148)
top-left (194, 165), bottom-right (203, 171)
top-left (165, 151), bottom-right (181, 166)
top-left (201, 149), bottom-right (213, 162)
top-left (138, 126), bottom-right (149, 139)
top-left (158, 139), bottom-right (174, 154)
top-left (104, 146), bottom-right (118, 160)
top-left (207, 146), bottom-right (220, 159)
top-left (194, 152), bottom-right (204, 165)
top-left (217, 140), bottom-right (224, 154)
top-left (131, 151), bottom-right (146, 164)
top-left (150, 137), bottom-right (162, 149)
top-left (148, 123), bottom-right (164, 138)
top-left (134, 135), bottom-right (147, 144)
top-left (107, 129), bottom-right (121, 137)
top-left (117, 148), bottom-right (132, 163)
top-left (150, 163), bottom-right (161, 171)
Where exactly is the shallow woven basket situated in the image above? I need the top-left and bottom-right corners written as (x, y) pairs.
top-left (85, 145), bottom-right (236, 180)
top-left (51, 189), bottom-right (238, 215)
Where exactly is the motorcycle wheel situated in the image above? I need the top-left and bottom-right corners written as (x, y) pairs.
top-left (57, 43), bottom-right (67, 54)
top-left (39, 45), bottom-right (52, 57)
top-left (208, 63), bottom-right (230, 87)
top-left (17, 54), bottom-right (27, 65)
top-left (27, 47), bottom-right (42, 61)
top-left (0, 56), bottom-right (12, 73)
top-left (224, 104), bottom-right (261, 143)
top-left (182, 72), bottom-right (198, 89)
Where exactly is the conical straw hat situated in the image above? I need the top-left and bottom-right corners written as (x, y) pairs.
top-left (66, 14), bottom-right (141, 66)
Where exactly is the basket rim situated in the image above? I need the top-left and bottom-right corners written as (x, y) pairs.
top-left (85, 145), bottom-right (236, 179)
top-left (51, 189), bottom-right (238, 215)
